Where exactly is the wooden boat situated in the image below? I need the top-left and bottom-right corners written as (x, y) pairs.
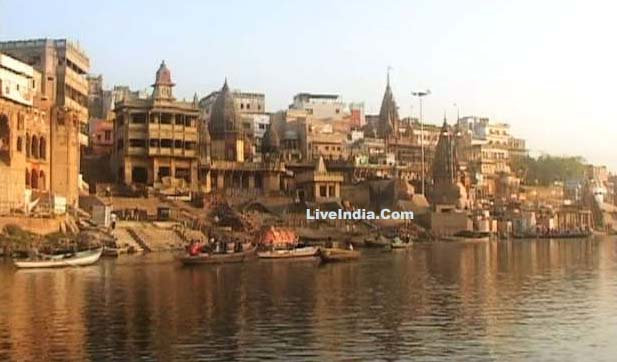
top-left (13, 248), bottom-right (103, 269)
top-left (364, 236), bottom-right (391, 248)
top-left (179, 246), bottom-right (257, 265)
top-left (319, 248), bottom-right (360, 263)
top-left (441, 231), bottom-right (490, 242)
top-left (257, 246), bottom-right (319, 259)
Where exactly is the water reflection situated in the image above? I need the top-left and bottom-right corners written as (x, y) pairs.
top-left (0, 238), bottom-right (616, 361)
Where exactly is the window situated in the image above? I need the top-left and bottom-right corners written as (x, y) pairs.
top-left (174, 140), bottom-right (183, 148)
top-left (329, 185), bottom-right (335, 197)
top-left (132, 113), bottom-right (146, 124)
top-left (149, 139), bottom-right (159, 147)
top-left (240, 103), bottom-right (244, 110)
top-left (247, 104), bottom-right (251, 110)
top-left (259, 124), bottom-right (265, 130)
top-left (104, 130), bottom-right (111, 141)
top-left (319, 185), bottom-right (327, 197)
top-left (16, 137), bottom-right (23, 152)
top-left (129, 139), bottom-right (146, 148)
top-left (161, 139), bottom-right (173, 148)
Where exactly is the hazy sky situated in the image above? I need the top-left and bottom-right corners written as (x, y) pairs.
top-left (1, 0), bottom-right (615, 170)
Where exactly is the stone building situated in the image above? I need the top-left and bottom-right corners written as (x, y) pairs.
top-left (111, 61), bottom-right (200, 190)
top-left (202, 80), bottom-right (285, 195)
top-left (0, 38), bottom-right (90, 206)
top-left (295, 157), bottom-right (343, 202)
top-left (0, 53), bottom-right (50, 214)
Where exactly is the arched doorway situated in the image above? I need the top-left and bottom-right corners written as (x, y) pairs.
top-left (25, 169), bottom-right (30, 187)
top-left (31, 135), bottom-right (39, 159)
top-left (39, 170), bottom-right (46, 190)
top-left (39, 137), bottom-right (46, 160)
top-left (31, 170), bottom-right (38, 189)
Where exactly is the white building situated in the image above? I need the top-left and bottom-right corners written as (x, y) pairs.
top-left (289, 93), bottom-right (346, 120)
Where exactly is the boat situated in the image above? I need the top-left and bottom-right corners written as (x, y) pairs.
top-left (391, 237), bottom-right (412, 249)
top-left (364, 236), bottom-right (391, 248)
top-left (13, 248), bottom-right (103, 269)
top-left (102, 246), bottom-right (134, 257)
top-left (257, 246), bottom-right (319, 259)
top-left (319, 248), bottom-right (360, 263)
top-left (441, 231), bottom-right (491, 242)
top-left (178, 246), bottom-right (257, 265)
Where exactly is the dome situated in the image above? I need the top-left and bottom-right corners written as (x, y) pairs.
top-left (209, 79), bottom-right (240, 135)
top-left (262, 125), bottom-right (280, 154)
top-left (153, 60), bottom-right (174, 86)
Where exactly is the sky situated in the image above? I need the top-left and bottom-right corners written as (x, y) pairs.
top-left (1, 0), bottom-right (616, 170)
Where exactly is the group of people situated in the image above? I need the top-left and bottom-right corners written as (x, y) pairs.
top-left (187, 237), bottom-right (247, 256)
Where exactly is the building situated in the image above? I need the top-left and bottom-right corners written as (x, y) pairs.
top-left (111, 61), bottom-right (200, 191)
top-left (295, 157), bottom-right (343, 202)
top-left (0, 39), bottom-right (91, 206)
top-left (0, 52), bottom-right (50, 214)
top-left (289, 93), bottom-right (346, 121)
top-left (202, 80), bottom-right (285, 195)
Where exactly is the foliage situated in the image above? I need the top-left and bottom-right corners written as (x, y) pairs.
top-left (514, 155), bottom-right (586, 185)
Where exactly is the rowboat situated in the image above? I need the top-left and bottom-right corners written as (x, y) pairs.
top-left (178, 246), bottom-right (257, 265)
top-left (390, 236), bottom-right (412, 249)
top-left (258, 246), bottom-right (319, 259)
top-left (319, 248), bottom-right (360, 263)
top-left (441, 231), bottom-right (490, 242)
top-left (364, 236), bottom-right (391, 248)
top-left (13, 248), bottom-right (103, 269)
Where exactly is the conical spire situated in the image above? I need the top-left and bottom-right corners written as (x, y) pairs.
top-left (378, 70), bottom-right (399, 139)
top-left (152, 60), bottom-right (175, 101)
top-left (315, 156), bottom-right (327, 174)
top-left (262, 124), bottom-right (280, 154)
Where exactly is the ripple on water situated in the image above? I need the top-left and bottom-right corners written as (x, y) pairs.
top-left (1, 238), bottom-right (617, 361)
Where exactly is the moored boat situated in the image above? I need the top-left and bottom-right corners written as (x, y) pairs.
top-left (178, 246), bottom-right (257, 265)
top-left (13, 247), bottom-right (103, 269)
top-left (391, 237), bottom-right (412, 249)
top-left (319, 248), bottom-right (360, 263)
top-left (258, 246), bottom-right (319, 259)
top-left (441, 231), bottom-right (491, 242)
top-left (364, 236), bottom-right (391, 248)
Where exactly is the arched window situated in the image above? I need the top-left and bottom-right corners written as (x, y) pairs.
top-left (26, 133), bottom-right (31, 158)
top-left (39, 170), bottom-right (46, 190)
top-left (17, 137), bottom-right (23, 152)
top-left (25, 169), bottom-right (30, 187)
top-left (31, 135), bottom-right (39, 159)
top-left (30, 170), bottom-right (38, 189)
top-left (39, 137), bottom-right (46, 160)
top-left (0, 114), bottom-right (9, 162)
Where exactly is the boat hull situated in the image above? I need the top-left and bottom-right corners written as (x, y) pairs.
top-left (13, 248), bottom-right (103, 269)
top-left (258, 247), bottom-right (319, 259)
top-left (319, 248), bottom-right (360, 263)
top-left (179, 247), bottom-right (256, 265)
top-left (441, 236), bottom-right (490, 243)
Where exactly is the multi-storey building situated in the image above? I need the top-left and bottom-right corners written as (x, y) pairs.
top-left (112, 61), bottom-right (200, 190)
top-left (289, 93), bottom-right (346, 120)
top-left (0, 53), bottom-right (50, 214)
top-left (0, 39), bottom-right (90, 206)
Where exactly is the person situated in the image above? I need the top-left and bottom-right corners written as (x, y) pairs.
top-left (110, 213), bottom-right (117, 230)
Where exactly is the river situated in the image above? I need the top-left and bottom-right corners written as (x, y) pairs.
top-left (1, 237), bottom-right (616, 361)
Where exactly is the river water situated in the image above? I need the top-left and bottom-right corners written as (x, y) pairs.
top-left (1, 237), bottom-right (616, 361)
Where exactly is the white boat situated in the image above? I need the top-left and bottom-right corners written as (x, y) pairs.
top-left (13, 248), bottom-right (103, 269)
top-left (257, 246), bottom-right (319, 259)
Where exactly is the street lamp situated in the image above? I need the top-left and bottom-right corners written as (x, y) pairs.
top-left (412, 89), bottom-right (431, 196)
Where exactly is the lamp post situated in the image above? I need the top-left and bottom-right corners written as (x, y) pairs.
top-left (412, 89), bottom-right (431, 196)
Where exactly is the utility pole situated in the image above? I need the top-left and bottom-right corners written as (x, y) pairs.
top-left (412, 90), bottom-right (431, 195)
